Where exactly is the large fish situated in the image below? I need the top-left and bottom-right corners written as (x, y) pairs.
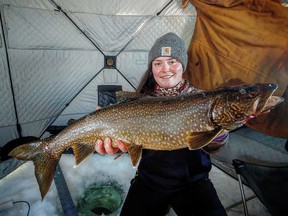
top-left (9, 83), bottom-right (283, 199)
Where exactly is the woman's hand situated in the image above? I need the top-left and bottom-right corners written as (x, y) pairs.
top-left (95, 138), bottom-right (128, 156)
top-left (95, 105), bottom-right (128, 155)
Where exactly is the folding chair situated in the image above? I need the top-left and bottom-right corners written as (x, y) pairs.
top-left (232, 159), bottom-right (288, 216)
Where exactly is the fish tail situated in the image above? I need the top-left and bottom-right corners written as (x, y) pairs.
top-left (9, 139), bottom-right (60, 200)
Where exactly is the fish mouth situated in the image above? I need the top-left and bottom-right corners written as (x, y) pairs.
top-left (242, 83), bottom-right (283, 122)
top-left (243, 96), bottom-right (283, 122)
top-left (252, 83), bottom-right (283, 116)
top-left (255, 95), bottom-right (283, 114)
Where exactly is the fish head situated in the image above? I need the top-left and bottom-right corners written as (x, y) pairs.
top-left (211, 83), bottom-right (283, 128)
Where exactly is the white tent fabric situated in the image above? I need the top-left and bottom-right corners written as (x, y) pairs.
top-left (0, 1), bottom-right (287, 215)
top-left (0, 0), bottom-right (196, 147)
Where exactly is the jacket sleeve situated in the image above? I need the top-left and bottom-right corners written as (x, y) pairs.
top-left (202, 133), bottom-right (229, 154)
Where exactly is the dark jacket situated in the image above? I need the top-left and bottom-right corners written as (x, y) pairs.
top-left (137, 80), bottom-right (228, 194)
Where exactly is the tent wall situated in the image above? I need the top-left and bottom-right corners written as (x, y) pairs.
top-left (0, 0), bottom-right (196, 147)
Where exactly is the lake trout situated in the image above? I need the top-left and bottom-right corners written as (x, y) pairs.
top-left (9, 83), bottom-right (283, 199)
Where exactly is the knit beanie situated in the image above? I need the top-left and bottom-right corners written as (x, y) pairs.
top-left (148, 32), bottom-right (188, 70)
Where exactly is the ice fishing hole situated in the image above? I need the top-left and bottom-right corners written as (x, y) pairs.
top-left (77, 182), bottom-right (124, 216)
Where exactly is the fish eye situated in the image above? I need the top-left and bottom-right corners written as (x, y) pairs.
top-left (239, 89), bottom-right (246, 94)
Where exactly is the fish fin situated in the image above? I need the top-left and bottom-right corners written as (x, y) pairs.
top-left (127, 145), bottom-right (142, 167)
top-left (8, 140), bottom-right (41, 160)
top-left (187, 128), bottom-right (224, 150)
top-left (9, 138), bottom-right (60, 200)
top-left (35, 154), bottom-right (60, 200)
top-left (116, 91), bottom-right (142, 103)
top-left (72, 142), bottom-right (95, 166)
top-left (116, 91), bottom-right (153, 103)
top-left (114, 151), bottom-right (125, 160)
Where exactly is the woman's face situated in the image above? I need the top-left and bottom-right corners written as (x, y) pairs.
top-left (152, 57), bottom-right (184, 88)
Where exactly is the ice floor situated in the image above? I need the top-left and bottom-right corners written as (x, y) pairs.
top-left (0, 127), bottom-right (287, 216)
top-left (211, 126), bottom-right (287, 216)
top-left (211, 165), bottom-right (270, 216)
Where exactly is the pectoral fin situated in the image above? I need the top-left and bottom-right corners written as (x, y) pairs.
top-left (187, 128), bottom-right (224, 150)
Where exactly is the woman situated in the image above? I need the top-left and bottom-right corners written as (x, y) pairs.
top-left (95, 32), bottom-right (228, 216)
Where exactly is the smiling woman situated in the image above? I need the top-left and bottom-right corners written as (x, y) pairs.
top-left (94, 32), bottom-right (229, 216)
top-left (151, 57), bottom-right (183, 89)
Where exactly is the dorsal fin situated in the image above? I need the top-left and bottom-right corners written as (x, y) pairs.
top-left (116, 91), bottom-right (143, 103)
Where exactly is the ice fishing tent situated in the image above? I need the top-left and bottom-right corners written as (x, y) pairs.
top-left (0, 0), bottom-right (195, 215)
top-left (0, 0), bottom-right (195, 149)
top-left (0, 0), bottom-right (288, 215)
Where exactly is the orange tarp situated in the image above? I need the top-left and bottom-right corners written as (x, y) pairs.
top-left (183, 0), bottom-right (288, 138)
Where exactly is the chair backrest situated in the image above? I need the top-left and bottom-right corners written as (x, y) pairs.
top-left (233, 159), bottom-right (288, 216)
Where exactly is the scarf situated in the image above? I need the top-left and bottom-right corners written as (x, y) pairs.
top-left (151, 80), bottom-right (197, 97)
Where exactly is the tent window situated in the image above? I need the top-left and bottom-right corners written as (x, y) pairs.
top-left (98, 85), bottom-right (122, 107)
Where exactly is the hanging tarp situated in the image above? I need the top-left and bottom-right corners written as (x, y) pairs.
top-left (183, 0), bottom-right (288, 138)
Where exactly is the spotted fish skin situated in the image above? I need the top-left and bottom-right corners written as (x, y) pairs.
top-left (9, 83), bottom-right (282, 199)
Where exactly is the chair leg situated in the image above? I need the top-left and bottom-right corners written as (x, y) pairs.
top-left (237, 173), bottom-right (249, 216)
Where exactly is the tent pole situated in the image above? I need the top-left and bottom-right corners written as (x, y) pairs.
top-left (49, 0), bottom-right (105, 56)
top-left (0, 8), bottom-right (22, 138)
top-left (115, 0), bottom-right (174, 59)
